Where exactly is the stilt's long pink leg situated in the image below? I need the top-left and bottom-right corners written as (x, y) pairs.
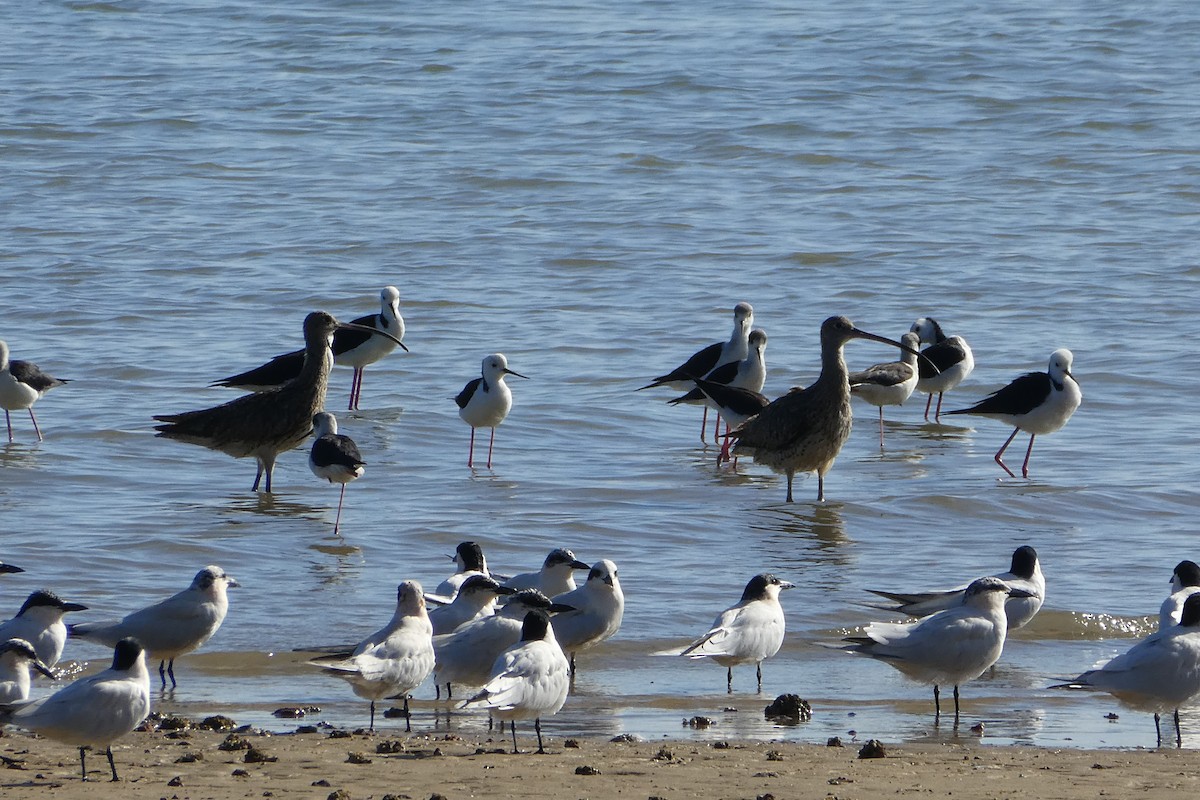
top-left (1020, 434), bottom-right (1036, 478)
top-left (994, 428), bottom-right (1021, 478)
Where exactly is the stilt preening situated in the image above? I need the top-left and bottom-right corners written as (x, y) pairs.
top-left (688, 378), bottom-right (770, 465)
top-left (729, 316), bottom-right (925, 502)
top-left (668, 328), bottom-right (768, 446)
top-left (211, 287), bottom-right (408, 410)
top-left (456, 354), bottom-right (527, 469)
top-left (460, 609), bottom-right (570, 754)
top-left (946, 349), bottom-right (1081, 478)
top-left (0, 637), bottom-right (151, 781)
top-left (910, 317), bottom-right (974, 423)
top-left (1052, 593), bottom-right (1200, 748)
top-left (155, 311), bottom-right (402, 493)
top-left (0, 340), bottom-right (69, 442)
top-left (638, 302), bottom-right (754, 442)
top-left (834, 577), bottom-right (1031, 726)
top-left (677, 574), bottom-right (793, 693)
top-left (308, 412), bottom-right (365, 534)
top-left (848, 331), bottom-right (921, 448)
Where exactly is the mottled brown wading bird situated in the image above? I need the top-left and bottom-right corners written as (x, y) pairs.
top-left (730, 316), bottom-right (930, 503)
top-left (154, 311), bottom-right (402, 493)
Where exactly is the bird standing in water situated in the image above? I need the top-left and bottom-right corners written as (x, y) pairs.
top-left (0, 340), bottom-right (69, 442)
top-left (456, 353), bottom-right (527, 469)
top-left (155, 311), bottom-right (401, 493)
top-left (730, 316), bottom-right (925, 502)
top-left (308, 411), bottom-right (365, 534)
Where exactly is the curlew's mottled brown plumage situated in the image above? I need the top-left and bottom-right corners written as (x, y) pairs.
top-left (730, 316), bottom-right (924, 503)
top-left (154, 311), bottom-right (399, 493)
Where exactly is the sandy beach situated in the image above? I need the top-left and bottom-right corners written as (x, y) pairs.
top-left (2, 710), bottom-right (1198, 800)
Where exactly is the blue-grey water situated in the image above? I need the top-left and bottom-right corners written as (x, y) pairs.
top-left (3, 0), bottom-right (1200, 750)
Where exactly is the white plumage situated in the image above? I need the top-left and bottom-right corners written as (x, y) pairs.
top-left (0, 638), bottom-right (55, 703)
top-left (503, 548), bottom-right (590, 598)
top-left (1161, 560), bottom-right (1200, 631)
top-left (551, 559), bottom-right (625, 674)
top-left (0, 589), bottom-right (88, 668)
top-left (428, 575), bottom-right (515, 635)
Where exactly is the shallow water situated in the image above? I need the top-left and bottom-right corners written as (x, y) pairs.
top-left (3, 0), bottom-right (1200, 750)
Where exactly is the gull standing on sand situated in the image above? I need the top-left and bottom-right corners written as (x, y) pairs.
top-left (551, 559), bottom-right (625, 675)
top-left (309, 581), bottom-right (434, 731)
top-left (730, 316), bottom-right (926, 503)
top-left (835, 577), bottom-right (1032, 725)
top-left (308, 412), bottom-right (365, 535)
top-left (639, 302), bottom-right (754, 443)
top-left (460, 609), bottom-right (571, 754)
top-left (0, 590), bottom-right (88, 668)
top-left (503, 549), bottom-right (591, 597)
top-left (428, 575), bottom-right (516, 636)
top-left (947, 349), bottom-right (1081, 479)
top-left (68, 566), bottom-right (239, 688)
top-left (0, 340), bottom-right (70, 442)
top-left (433, 589), bottom-right (575, 699)
top-left (865, 545), bottom-right (1045, 630)
top-left (848, 331), bottom-right (921, 448)
top-left (1053, 593), bottom-right (1200, 748)
top-left (678, 574), bottom-right (794, 693)
top-left (155, 311), bottom-right (403, 493)
top-left (910, 317), bottom-right (974, 423)
top-left (456, 353), bottom-right (527, 469)
top-left (1161, 560), bottom-right (1200, 631)
top-left (211, 286), bottom-right (409, 410)
top-left (0, 638), bottom-right (56, 703)
top-left (0, 637), bottom-right (151, 782)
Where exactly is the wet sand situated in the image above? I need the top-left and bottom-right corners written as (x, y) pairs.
top-left (2, 712), bottom-right (1198, 800)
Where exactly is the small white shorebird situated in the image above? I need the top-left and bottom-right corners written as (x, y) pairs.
top-left (0, 590), bottom-right (88, 668)
top-left (503, 549), bottom-right (591, 597)
top-left (0, 637), bottom-right (151, 782)
top-left (639, 302), bottom-right (754, 443)
top-left (0, 638), bottom-right (56, 703)
top-left (456, 353), bottom-right (527, 469)
top-left (0, 340), bottom-right (70, 442)
top-left (212, 286), bottom-right (409, 410)
top-left (834, 577), bottom-right (1033, 725)
top-left (433, 589), bottom-right (575, 698)
top-left (551, 559), bottom-right (625, 675)
top-left (460, 609), bottom-right (570, 754)
top-left (309, 580), bottom-right (434, 731)
top-left (1053, 593), bottom-right (1200, 748)
top-left (429, 575), bottom-right (516, 636)
top-left (947, 349), bottom-right (1082, 479)
top-left (68, 566), bottom-right (238, 689)
top-left (865, 545), bottom-right (1045, 630)
top-left (432, 541), bottom-right (499, 601)
top-left (667, 328), bottom-right (768, 442)
top-left (677, 574), bottom-right (794, 693)
top-left (910, 317), bottom-right (974, 423)
top-left (1161, 560), bottom-right (1200, 631)
top-left (848, 331), bottom-right (921, 448)
top-left (308, 412), bottom-right (365, 535)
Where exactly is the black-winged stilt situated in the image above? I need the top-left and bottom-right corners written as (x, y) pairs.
top-left (0, 340), bottom-right (69, 442)
top-left (848, 331), bottom-right (921, 448)
top-left (308, 411), bottom-right (365, 534)
top-left (910, 317), bottom-right (974, 423)
top-left (456, 353), bottom-right (527, 469)
top-left (946, 348), bottom-right (1081, 478)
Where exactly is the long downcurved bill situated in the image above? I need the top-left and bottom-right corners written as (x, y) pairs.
top-left (338, 320), bottom-right (409, 352)
top-left (852, 329), bottom-right (939, 375)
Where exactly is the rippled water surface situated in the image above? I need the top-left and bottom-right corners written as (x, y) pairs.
top-left (3, 0), bottom-right (1200, 750)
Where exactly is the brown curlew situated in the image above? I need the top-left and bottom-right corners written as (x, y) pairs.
top-left (154, 311), bottom-right (401, 493)
top-left (729, 315), bottom-right (925, 503)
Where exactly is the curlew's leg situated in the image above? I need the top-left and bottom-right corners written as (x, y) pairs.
top-left (1175, 707), bottom-right (1183, 747)
top-left (933, 684), bottom-right (941, 724)
top-left (510, 720), bottom-right (519, 754)
top-left (1155, 712), bottom-right (1163, 747)
top-left (29, 408), bottom-right (44, 440)
top-left (334, 484), bottom-right (347, 534)
top-left (486, 427), bottom-right (496, 468)
top-left (4, 410), bottom-right (12, 442)
top-left (923, 393), bottom-right (933, 422)
top-left (1020, 434), bottom-right (1036, 478)
top-left (727, 666), bottom-right (733, 693)
top-left (158, 660), bottom-right (168, 688)
top-left (167, 659), bottom-right (177, 688)
top-left (105, 745), bottom-right (118, 782)
top-left (993, 428), bottom-right (1021, 478)
top-left (785, 472), bottom-right (794, 503)
top-left (252, 462), bottom-right (264, 492)
top-left (757, 662), bottom-right (763, 693)
top-left (934, 392), bottom-right (945, 423)
top-left (700, 406), bottom-right (708, 443)
top-left (816, 473), bottom-right (825, 503)
top-left (953, 684), bottom-right (961, 727)
top-left (467, 427), bottom-right (476, 467)
top-left (535, 717), bottom-right (546, 754)
top-left (877, 407), bottom-right (885, 449)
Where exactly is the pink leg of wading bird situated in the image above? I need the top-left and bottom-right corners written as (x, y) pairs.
top-left (333, 484), bottom-right (348, 534)
top-left (486, 427), bottom-right (497, 469)
top-left (699, 406), bottom-right (708, 443)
